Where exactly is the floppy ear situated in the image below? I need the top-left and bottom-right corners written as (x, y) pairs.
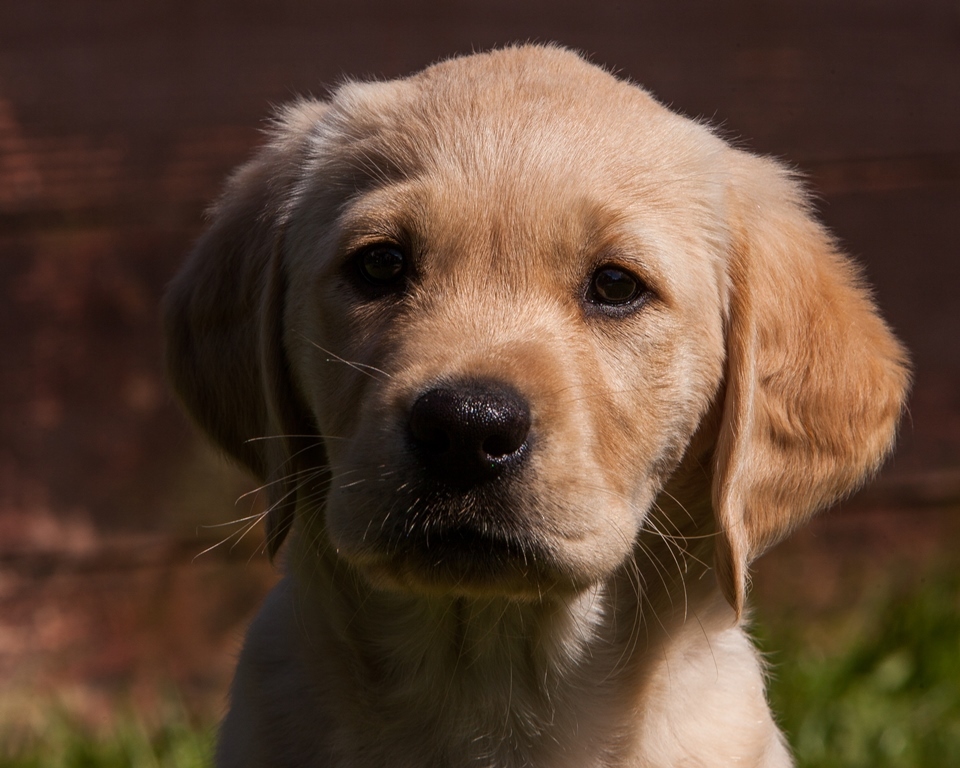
top-left (713, 153), bottom-right (910, 615)
top-left (162, 101), bottom-right (329, 556)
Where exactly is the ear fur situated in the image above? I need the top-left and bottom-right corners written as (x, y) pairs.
top-left (713, 153), bottom-right (910, 615)
top-left (162, 101), bottom-right (329, 556)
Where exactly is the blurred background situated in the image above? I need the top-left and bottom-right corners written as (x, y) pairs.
top-left (1, 1), bottom-right (958, 765)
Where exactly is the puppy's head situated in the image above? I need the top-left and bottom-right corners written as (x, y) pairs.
top-left (164, 46), bottom-right (908, 612)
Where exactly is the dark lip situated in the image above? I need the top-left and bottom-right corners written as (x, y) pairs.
top-left (335, 456), bottom-right (573, 595)
top-left (387, 520), bottom-right (538, 565)
top-left (363, 503), bottom-right (567, 595)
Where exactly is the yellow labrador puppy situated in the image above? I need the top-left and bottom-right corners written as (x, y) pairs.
top-left (164, 45), bottom-right (909, 767)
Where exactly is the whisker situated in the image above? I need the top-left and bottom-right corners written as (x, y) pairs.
top-left (295, 333), bottom-right (391, 381)
top-left (656, 487), bottom-right (697, 525)
top-left (236, 465), bottom-right (335, 502)
top-left (199, 511), bottom-right (271, 528)
top-left (244, 433), bottom-right (348, 443)
top-left (194, 461), bottom-right (339, 561)
top-left (193, 510), bottom-right (268, 560)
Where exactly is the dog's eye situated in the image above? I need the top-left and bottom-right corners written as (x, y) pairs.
top-left (355, 244), bottom-right (407, 286)
top-left (589, 265), bottom-right (646, 306)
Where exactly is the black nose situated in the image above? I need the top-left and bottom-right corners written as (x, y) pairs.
top-left (408, 381), bottom-right (532, 489)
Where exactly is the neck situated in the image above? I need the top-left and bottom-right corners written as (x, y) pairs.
top-left (288, 543), bottom-right (712, 767)
top-left (284, 468), bottom-right (720, 766)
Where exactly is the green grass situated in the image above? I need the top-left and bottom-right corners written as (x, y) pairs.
top-left (0, 710), bottom-right (214, 768)
top-left (3, 571), bottom-right (957, 767)
top-left (758, 569), bottom-right (960, 767)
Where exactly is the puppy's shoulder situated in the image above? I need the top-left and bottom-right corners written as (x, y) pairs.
top-left (216, 579), bottom-right (335, 768)
top-left (630, 600), bottom-right (792, 767)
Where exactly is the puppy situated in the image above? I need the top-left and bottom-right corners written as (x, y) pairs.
top-left (164, 45), bottom-right (909, 767)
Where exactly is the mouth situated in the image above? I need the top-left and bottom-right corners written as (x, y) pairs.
top-left (370, 530), bottom-right (544, 594)
top-left (341, 486), bottom-right (579, 598)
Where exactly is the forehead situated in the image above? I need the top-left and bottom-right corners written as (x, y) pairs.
top-left (323, 47), bottom-right (706, 192)
top-left (300, 48), bottom-right (731, 297)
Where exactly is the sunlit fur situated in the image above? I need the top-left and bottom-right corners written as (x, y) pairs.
top-left (163, 45), bottom-right (909, 767)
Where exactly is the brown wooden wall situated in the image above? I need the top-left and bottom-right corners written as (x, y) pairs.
top-left (1, 0), bottom-right (958, 722)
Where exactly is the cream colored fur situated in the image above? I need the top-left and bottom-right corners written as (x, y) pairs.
top-left (163, 45), bottom-right (909, 767)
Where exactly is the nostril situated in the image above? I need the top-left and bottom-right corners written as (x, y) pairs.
top-left (481, 417), bottom-right (529, 459)
top-left (407, 381), bottom-right (532, 486)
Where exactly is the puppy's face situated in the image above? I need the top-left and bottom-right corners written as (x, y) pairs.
top-left (165, 46), bottom-right (907, 611)
top-left (281, 55), bottom-right (729, 597)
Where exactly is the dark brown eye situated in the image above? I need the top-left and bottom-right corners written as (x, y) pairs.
top-left (356, 244), bottom-right (406, 286)
top-left (590, 265), bottom-right (644, 306)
